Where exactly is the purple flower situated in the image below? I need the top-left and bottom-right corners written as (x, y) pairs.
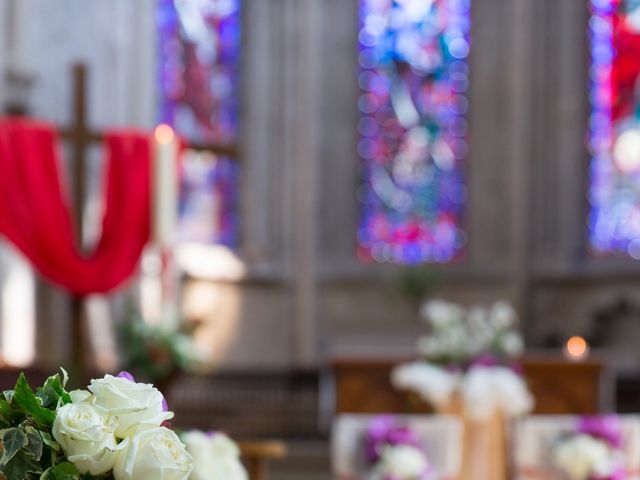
top-left (469, 353), bottom-right (500, 368)
top-left (364, 415), bottom-right (424, 464)
top-left (117, 371), bottom-right (135, 382)
top-left (578, 415), bottom-right (624, 449)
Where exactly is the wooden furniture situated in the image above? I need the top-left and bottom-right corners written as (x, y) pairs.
top-left (239, 440), bottom-right (288, 480)
top-left (332, 353), bottom-right (609, 415)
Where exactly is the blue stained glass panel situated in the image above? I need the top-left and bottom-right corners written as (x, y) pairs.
top-left (357, 0), bottom-right (470, 264)
top-left (157, 0), bottom-right (241, 246)
top-left (157, 0), bottom-right (241, 144)
top-left (588, 0), bottom-right (640, 257)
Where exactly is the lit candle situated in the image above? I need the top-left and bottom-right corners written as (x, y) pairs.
top-left (153, 124), bottom-right (178, 246)
top-left (564, 336), bottom-right (590, 361)
top-left (149, 124), bottom-right (180, 328)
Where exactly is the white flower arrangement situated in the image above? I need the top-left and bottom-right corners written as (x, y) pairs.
top-left (551, 417), bottom-right (626, 480)
top-left (364, 416), bottom-right (433, 480)
top-left (0, 370), bottom-right (194, 480)
top-left (392, 299), bottom-right (533, 420)
top-left (552, 435), bottom-right (620, 480)
top-left (181, 430), bottom-right (248, 480)
top-left (370, 444), bottom-right (431, 480)
top-left (417, 299), bottom-right (523, 364)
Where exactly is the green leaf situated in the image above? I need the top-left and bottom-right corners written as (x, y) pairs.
top-left (0, 400), bottom-right (14, 428)
top-left (40, 462), bottom-right (81, 480)
top-left (0, 428), bottom-right (27, 465)
top-left (3, 392), bottom-right (13, 404)
top-left (0, 449), bottom-right (41, 479)
top-left (24, 427), bottom-right (43, 461)
top-left (13, 374), bottom-right (55, 427)
top-left (39, 431), bottom-right (60, 452)
top-left (36, 374), bottom-right (71, 409)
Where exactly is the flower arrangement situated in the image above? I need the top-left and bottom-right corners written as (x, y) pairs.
top-left (364, 416), bottom-right (433, 480)
top-left (0, 370), bottom-right (193, 480)
top-left (118, 308), bottom-right (206, 385)
top-left (181, 430), bottom-right (248, 480)
top-left (392, 299), bottom-right (533, 420)
top-left (552, 416), bottom-right (627, 480)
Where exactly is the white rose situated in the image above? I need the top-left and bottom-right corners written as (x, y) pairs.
top-left (88, 374), bottom-right (173, 437)
top-left (182, 431), bottom-right (248, 480)
top-left (420, 300), bottom-right (464, 328)
top-left (375, 445), bottom-right (429, 479)
top-left (500, 331), bottom-right (524, 357)
top-left (69, 389), bottom-right (93, 403)
top-left (461, 366), bottom-right (533, 420)
top-left (553, 435), bottom-right (614, 480)
top-left (114, 427), bottom-right (193, 480)
top-left (53, 402), bottom-right (126, 475)
top-left (490, 301), bottom-right (517, 329)
top-left (391, 362), bottom-right (459, 408)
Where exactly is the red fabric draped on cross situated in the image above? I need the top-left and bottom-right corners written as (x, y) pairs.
top-left (0, 118), bottom-right (152, 295)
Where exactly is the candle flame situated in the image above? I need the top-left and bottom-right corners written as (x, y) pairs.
top-left (154, 124), bottom-right (175, 145)
top-left (565, 336), bottom-right (589, 360)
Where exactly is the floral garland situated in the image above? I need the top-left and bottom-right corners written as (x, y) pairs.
top-left (364, 416), bottom-right (433, 480)
top-left (0, 370), bottom-right (193, 480)
top-left (391, 299), bottom-right (533, 420)
top-left (552, 416), bottom-right (627, 480)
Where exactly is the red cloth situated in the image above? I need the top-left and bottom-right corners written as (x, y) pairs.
top-left (612, 8), bottom-right (640, 121)
top-left (0, 118), bottom-right (152, 295)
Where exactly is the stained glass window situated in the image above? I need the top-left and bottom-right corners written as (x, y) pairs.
top-left (357, 0), bottom-right (470, 264)
top-left (157, 0), bottom-right (241, 246)
top-left (589, 0), bottom-right (640, 257)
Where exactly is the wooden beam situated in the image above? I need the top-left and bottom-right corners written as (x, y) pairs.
top-left (59, 130), bottom-right (240, 158)
top-left (69, 64), bottom-right (89, 377)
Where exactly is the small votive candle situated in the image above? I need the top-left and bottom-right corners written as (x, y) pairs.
top-left (564, 336), bottom-right (590, 361)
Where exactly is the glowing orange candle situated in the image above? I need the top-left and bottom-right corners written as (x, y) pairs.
top-left (564, 336), bottom-right (589, 361)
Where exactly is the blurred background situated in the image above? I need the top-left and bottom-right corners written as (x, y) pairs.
top-left (0, 0), bottom-right (639, 477)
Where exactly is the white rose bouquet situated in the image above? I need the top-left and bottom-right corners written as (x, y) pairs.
top-left (392, 299), bottom-right (533, 420)
top-left (0, 370), bottom-right (193, 480)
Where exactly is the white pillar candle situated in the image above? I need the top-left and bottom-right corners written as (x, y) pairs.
top-left (147, 124), bottom-right (180, 328)
top-left (153, 124), bottom-right (178, 246)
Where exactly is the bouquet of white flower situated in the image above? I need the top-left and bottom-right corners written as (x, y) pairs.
top-left (392, 299), bottom-right (533, 420)
top-left (417, 299), bottom-right (524, 365)
top-left (0, 370), bottom-right (193, 480)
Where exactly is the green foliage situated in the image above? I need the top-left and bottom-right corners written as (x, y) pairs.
top-left (395, 265), bottom-right (438, 308)
top-left (0, 371), bottom-right (111, 480)
top-left (118, 305), bottom-right (204, 383)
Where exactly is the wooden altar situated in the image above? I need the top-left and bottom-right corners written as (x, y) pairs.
top-left (332, 353), bottom-right (611, 415)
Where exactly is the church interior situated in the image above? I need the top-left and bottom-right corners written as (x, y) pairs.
top-left (1, 0), bottom-right (640, 479)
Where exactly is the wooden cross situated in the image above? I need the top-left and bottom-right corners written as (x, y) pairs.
top-left (60, 63), bottom-right (237, 377)
top-left (60, 63), bottom-right (95, 376)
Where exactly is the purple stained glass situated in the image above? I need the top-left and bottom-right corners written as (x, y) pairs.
top-left (357, 0), bottom-right (470, 264)
top-left (588, 0), bottom-right (640, 257)
top-left (177, 150), bottom-right (239, 247)
top-left (158, 0), bottom-right (241, 247)
top-left (157, 0), bottom-right (241, 144)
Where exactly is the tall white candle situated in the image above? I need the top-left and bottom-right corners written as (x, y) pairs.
top-left (153, 124), bottom-right (178, 246)
top-left (150, 124), bottom-right (180, 328)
